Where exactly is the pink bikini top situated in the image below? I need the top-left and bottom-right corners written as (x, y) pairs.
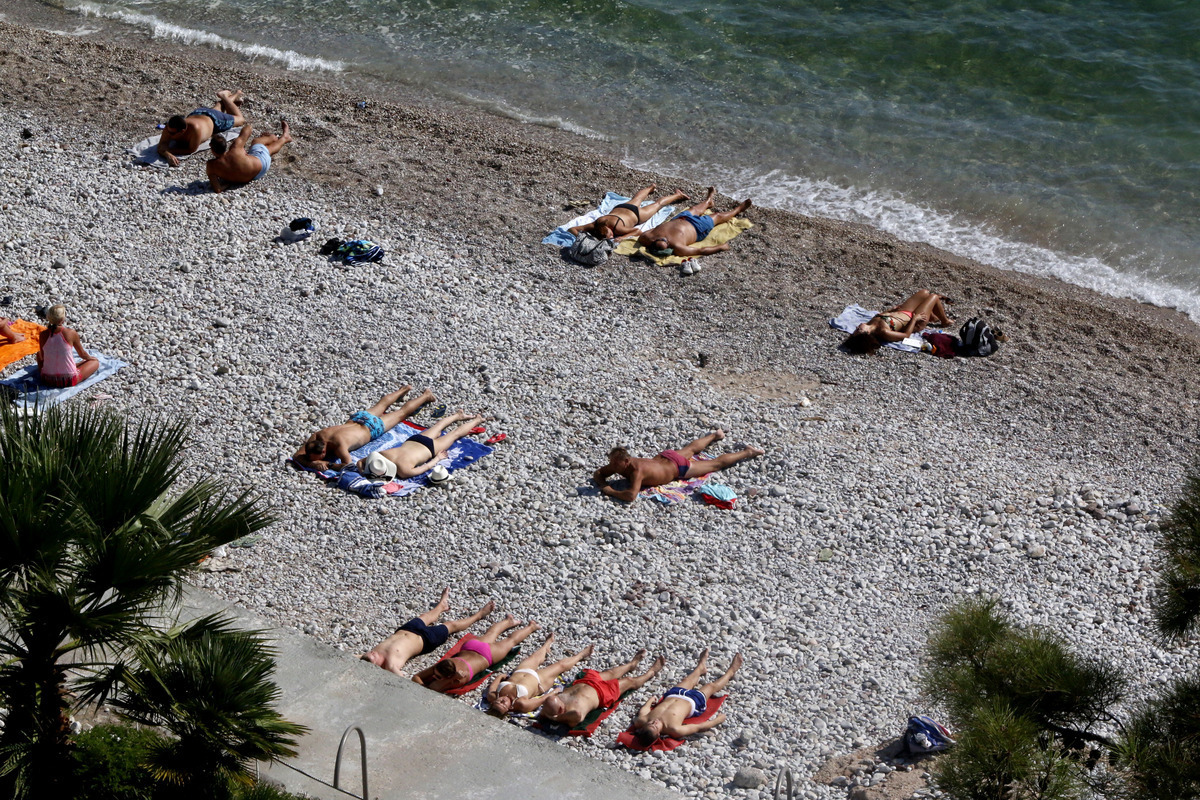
top-left (42, 329), bottom-right (78, 379)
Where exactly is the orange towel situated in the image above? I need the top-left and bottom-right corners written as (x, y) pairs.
top-left (0, 320), bottom-right (44, 371)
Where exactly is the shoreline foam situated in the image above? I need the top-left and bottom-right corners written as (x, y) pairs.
top-left (2, 15), bottom-right (1200, 799)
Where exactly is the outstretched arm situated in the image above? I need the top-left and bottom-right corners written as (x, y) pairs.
top-left (156, 134), bottom-right (182, 167)
top-left (484, 673), bottom-right (502, 705)
top-left (410, 453), bottom-right (443, 476)
top-left (567, 222), bottom-right (593, 237)
top-left (513, 688), bottom-right (560, 714)
top-left (671, 242), bottom-right (731, 257)
top-left (675, 713), bottom-right (727, 736)
top-left (411, 666), bottom-right (435, 686)
top-left (592, 464), bottom-right (618, 485)
top-left (601, 473), bottom-right (643, 503)
top-left (71, 334), bottom-right (97, 364)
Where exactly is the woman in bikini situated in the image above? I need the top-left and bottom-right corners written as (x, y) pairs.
top-left (36, 305), bottom-right (99, 387)
top-left (411, 615), bottom-right (540, 694)
top-left (842, 290), bottom-right (954, 355)
top-left (567, 184), bottom-right (690, 241)
top-left (483, 635), bottom-right (594, 719)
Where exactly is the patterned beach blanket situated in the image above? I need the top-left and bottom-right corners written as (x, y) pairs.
top-left (640, 455), bottom-right (714, 504)
top-left (1, 353), bottom-right (127, 411)
top-left (829, 304), bottom-right (923, 352)
top-left (288, 419), bottom-right (493, 498)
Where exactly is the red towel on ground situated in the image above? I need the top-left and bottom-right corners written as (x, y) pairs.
top-left (616, 695), bottom-right (727, 752)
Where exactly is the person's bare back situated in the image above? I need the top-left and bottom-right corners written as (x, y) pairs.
top-left (593, 430), bottom-right (764, 503)
top-left (206, 120), bottom-right (293, 192)
top-left (293, 387), bottom-right (432, 472)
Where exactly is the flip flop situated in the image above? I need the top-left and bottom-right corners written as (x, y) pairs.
top-left (485, 433), bottom-right (507, 445)
top-left (469, 426), bottom-right (487, 435)
top-left (424, 402), bottom-right (447, 420)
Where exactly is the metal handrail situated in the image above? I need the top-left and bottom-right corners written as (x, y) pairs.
top-left (333, 724), bottom-right (370, 800)
top-left (774, 768), bottom-right (795, 800)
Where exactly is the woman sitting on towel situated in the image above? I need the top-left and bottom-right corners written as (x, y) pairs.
top-left (37, 305), bottom-right (99, 387)
top-left (842, 290), bottom-right (954, 355)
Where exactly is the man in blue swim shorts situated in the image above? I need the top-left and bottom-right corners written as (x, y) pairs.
top-left (635, 186), bottom-right (752, 258)
top-left (292, 386), bottom-right (435, 473)
top-left (206, 120), bottom-right (294, 193)
top-left (156, 89), bottom-right (246, 167)
top-left (630, 648), bottom-right (743, 747)
top-left (360, 588), bottom-right (496, 676)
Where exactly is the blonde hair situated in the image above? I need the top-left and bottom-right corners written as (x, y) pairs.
top-left (46, 305), bottom-right (67, 327)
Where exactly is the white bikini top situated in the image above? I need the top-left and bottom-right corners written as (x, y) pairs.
top-left (498, 668), bottom-right (542, 700)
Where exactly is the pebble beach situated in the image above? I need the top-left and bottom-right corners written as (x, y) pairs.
top-left (3, 14), bottom-right (1200, 800)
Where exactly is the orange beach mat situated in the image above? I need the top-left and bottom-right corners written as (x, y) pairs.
top-left (0, 320), bottom-right (44, 371)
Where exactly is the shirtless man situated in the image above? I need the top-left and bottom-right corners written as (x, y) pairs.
top-left (567, 184), bottom-right (690, 241)
top-left (412, 616), bottom-right (540, 694)
top-left (538, 649), bottom-right (664, 729)
top-left (357, 410), bottom-right (485, 480)
top-left (293, 386), bottom-right (434, 472)
top-left (207, 121), bottom-right (293, 193)
top-left (156, 90), bottom-right (246, 167)
top-left (360, 588), bottom-right (494, 676)
top-left (592, 430), bottom-right (764, 503)
top-left (635, 187), bottom-right (751, 258)
top-left (629, 648), bottom-right (743, 747)
top-left (484, 635), bottom-right (595, 719)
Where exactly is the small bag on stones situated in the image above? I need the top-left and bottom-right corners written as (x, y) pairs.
top-left (565, 233), bottom-right (615, 267)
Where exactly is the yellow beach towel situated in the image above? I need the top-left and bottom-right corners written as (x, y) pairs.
top-left (615, 214), bottom-right (753, 266)
top-left (0, 320), bottom-right (45, 372)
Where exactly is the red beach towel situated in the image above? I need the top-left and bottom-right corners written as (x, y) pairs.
top-left (616, 694), bottom-right (727, 752)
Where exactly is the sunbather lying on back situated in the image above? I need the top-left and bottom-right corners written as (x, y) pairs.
top-left (360, 588), bottom-right (494, 676)
top-left (412, 615), bottom-right (539, 694)
top-left (635, 187), bottom-right (751, 258)
top-left (593, 429), bottom-right (763, 503)
top-left (567, 184), bottom-right (689, 241)
top-left (357, 410), bottom-right (486, 480)
top-left (629, 648), bottom-right (743, 746)
top-left (484, 635), bottom-right (594, 719)
top-left (293, 386), bottom-right (434, 472)
top-left (842, 290), bottom-right (954, 355)
top-left (538, 649), bottom-right (664, 728)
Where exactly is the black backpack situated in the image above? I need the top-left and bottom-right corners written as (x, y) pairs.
top-left (958, 317), bottom-right (1001, 357)
top-left (565, 233), bottom-right (614, 266)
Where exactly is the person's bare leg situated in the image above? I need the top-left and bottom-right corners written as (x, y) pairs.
top-left (629, 184), bottom-right (657, 205)
top-left (894, 290), bottom-right (933, 315)
top-left (443, 599), bottom-right (496, 634)
top-left (540, 643), bottom-right (594, 684)
top-left (617, 654), bottom-right (666, 693)
top-left (598, 648), bottom-right (646, 681)
top-left (366, 386), bottom-right (413, 418)
top-left (925, 294), bottom-right (954, 326)
top-left (698, 652), bottom-right (743, 699)
top-left (420, 410), bottom-right (472, 439)
top-left (215, 89), bottom-right (246, 126)
top-left (687, 186), bottom-right (716, 215)
top-left (684, 445), bottom-right (764, 479)
top-left (634, 190), bottom-right (691, 223)
top-left (252, 121), bottom-right (292, 157)
top-left (430, 415), bottom-right (486, 455)
top-left (76, 359), bottom-right (100, 383)
top-left (709, 198), bottom-right (752, 226)
top-left (679, 429), bottom-right (725, 459)
top-left (676, 648), bottom-right (710, 691)
top-left (489, 622), bottom-right (540, 661)
top-left (478, 614), bottom-right (519, 643)
top-left (512, 632), bottom-right (556, 672)
top-left (379, 387), bottom-right (435, 429)
top-left (414, 587), bottom-right (451, 626)
top-left (0, 321), bottom-right (24, 343)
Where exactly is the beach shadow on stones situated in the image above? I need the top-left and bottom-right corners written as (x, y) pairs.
top-left (161, 180), bottom-right (213, 196)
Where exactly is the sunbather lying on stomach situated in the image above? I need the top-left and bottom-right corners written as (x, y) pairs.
top-left (634, 187), bottom-right (751, 257)
top-left (293, 386), bottom-right (434, 472)
top-left (156, 89), bottom-right (245, 167)
top-left (592, 429), bottom-right (763, 503)
top-left (360, 588), bottom-right (494, 676)
top-left (567, 184), bottom-right (689, 240)
top-left (842, 289), bottom-right (955, 355)
top-left (629, 648), bottom-right (743, 746)
top-left (411, 616), bottom-right (539, 694)
top-left (538, 649), bottom-right (664, 728)
top-left (356, 410), bottom-right (486, 480)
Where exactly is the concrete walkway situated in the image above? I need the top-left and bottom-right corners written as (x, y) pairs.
top-left (183, 589), bottom-right (678, 800)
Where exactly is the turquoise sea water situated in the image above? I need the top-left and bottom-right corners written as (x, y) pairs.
top-left (54, 0), bottom-right (1200, 319)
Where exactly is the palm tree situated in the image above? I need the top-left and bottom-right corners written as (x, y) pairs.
top-left (112, 616), bottom-right (307, 800)
top-left (0, 403), bottom-right (275, 798)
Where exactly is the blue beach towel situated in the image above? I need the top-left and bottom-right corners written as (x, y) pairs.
top-left (1, 353), bottom-right (127, 410)
top-left (543, 192), bottom-right (676, 248)
top-left (829, 304), bottom-right (923, 353)
top-left (288, 420), bottom-right (493, 498)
